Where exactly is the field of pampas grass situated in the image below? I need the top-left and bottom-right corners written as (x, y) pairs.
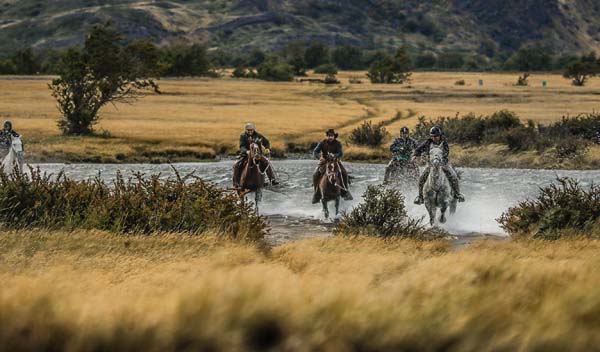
top-left (1, 230), bottom-right (599, 351)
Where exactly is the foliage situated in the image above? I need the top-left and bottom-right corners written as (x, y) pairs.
top-left (48, 22), bottom-right (161, 135)
top-left (435, 51), bottom-right (464, 69)
top-left (515, 73), bottom-right (530, 86)
top-left (0, 168), bottom-right (266, 240)
top-left (323, 74), bottom-right (340, 84)
top-left (313, 63), bottom-right (338, 74)
top-left (11, 48), bottom-right (42, 74)
top-left (366, 47), bottom-right (412, 84)
top-left (563, 52), bottom-right (600, 86)
top-left (498, 178), bottom-right (600, 239)
top-left (505, 46), bottom-right (553, 71)
top-left (231, 66), bottom-right (257, 79)
top-left (335, 185), bottom-right (425, 238)
top-left (304, 42), bottom-right (330, 68)
top-left (332, 45), bottom-right (364, 70)
top-left (350, 120), bottom-right (389, 147)
top-left (414, 52), bottom-right (437, 69)
top-left (257, 59), bottom-right (295, 81)
top-left (161, 42), bottom-right (212, 77)
top-left (454, 79), bottom-right (465, 86)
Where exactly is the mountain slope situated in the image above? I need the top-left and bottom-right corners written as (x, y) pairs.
top-left (0, 0), bottom-right (599, 56)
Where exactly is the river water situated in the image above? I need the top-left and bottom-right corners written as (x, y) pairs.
top-left (31, 161), bottom-right (600, 244)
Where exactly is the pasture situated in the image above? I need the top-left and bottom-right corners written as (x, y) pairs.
top-left (1, 72), bottom-right (599, 163)
top-left (1, 230), bottom-right (598, 350)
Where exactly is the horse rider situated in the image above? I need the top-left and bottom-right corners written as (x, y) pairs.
top-left (0, 120), bottom-right (21, 159)
top-left (232, 122), bottom-right (278, 188)
top-left (411, 126), bottom-right (465, 205)
top-left (312, 128), bottom-right (352, 203)
top-left (390, 126), bottom-right (418, 161)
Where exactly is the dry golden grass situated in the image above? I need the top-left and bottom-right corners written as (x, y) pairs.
top-left (1, 72), bottom-right (599, 163)
top-left (1, 229), bottom-right (599, 351)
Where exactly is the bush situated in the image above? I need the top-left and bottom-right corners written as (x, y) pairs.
top-left (563, 52), bottom-right (600, 86)
top-left (541, 113), bottom-right (600, 141)
top-left (257, 61), bottom-right (294, 81)
top-left (414, 52), bottom-right (437, 69)
top-left (515, 73), bottom-right (530, 86)
top-left (436, 52), bottom-right (464, 69)
top-left (323, 74), bottom-right (340, 84)
top-left (498, 178), bottom-right (600, 239)
top-left (334, 185), bottom-right (425, 238)
top-left (313, 63), bottom-right (338, 74)
top-left (366, 47), bottom-right (411, 84)
top-left (332, 45), bottom-right (363, 70)
top-left (454, 79), bottom-right (466, 86)
top-left (0, 168), bottom-right (266, 241)
top-left (350, 120), bottom-right (389, 147)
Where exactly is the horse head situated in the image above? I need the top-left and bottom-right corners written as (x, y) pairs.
top-left (248, 140), bottom-right (262, 163)
top-left (325, 153), bottom-right (339, 184)
top-left (429, 146), bottom-right (444, 167)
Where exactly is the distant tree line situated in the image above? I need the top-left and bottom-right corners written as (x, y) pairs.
top-left (2, 28), bottom-right (600, 86)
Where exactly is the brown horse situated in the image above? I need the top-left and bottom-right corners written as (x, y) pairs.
top-left (317, 153), bottom-right (344, 219)
top-left (238, 141), bottom-right (266, 211)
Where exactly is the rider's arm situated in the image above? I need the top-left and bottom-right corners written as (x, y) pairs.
top-left (259, 133), bottom-right (271, 149)
top-left (442, 140), bottom-right (450, 161)
top-left (313, 141), bottom-right (323, 159)
top-left (239, 134), bottom-right (248, 154)
top-left (336, 142), bottom-right (343, 159)
top-left (390, 139), bottom-right (399, 152)
top-left (413, 140), bottom-right (428, 157)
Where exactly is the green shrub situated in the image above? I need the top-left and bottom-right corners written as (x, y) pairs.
top-left (350, 120), bottom-right (389, 147)
top-left (541, 113), bottom-right (600, 141)
top-left (323, 74), bottom-right (340, 84)
top-left (257, 62), bottom-right (294, 81)
top-left (334, 185), bottom-right (425, 238)
top-left (0, 169), bottom-right (266, 241)
top-left (313, 63), bottom-right (338, 74)
top-left (498, 178), bottom-right (600, 239)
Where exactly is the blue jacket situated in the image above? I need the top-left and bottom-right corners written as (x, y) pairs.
top-left (313, 139), bottom-right (343, 159)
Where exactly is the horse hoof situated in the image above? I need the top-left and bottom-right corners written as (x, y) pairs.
top-left (439, 215), bottom-right (446, 224)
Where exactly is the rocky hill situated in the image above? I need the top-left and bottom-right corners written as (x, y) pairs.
top-left (1, 0), bottom-right (599, 56)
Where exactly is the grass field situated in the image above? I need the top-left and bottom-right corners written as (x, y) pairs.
top-left (1, 72), bottom-right (600, 164)
top-left (1, 230), bottom-right (599, 350)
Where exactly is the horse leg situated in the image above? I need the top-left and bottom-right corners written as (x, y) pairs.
top-left (335, 196), bottom-right (340, 216)
top-left (426, 201), bottom-right (435, 226)
top-left (255, 190), bottom-right (262, 213)
top-left (322, 199), bottom-right (329, 220)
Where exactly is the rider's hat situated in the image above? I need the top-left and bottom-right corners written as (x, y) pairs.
top-left (3, 120), bottom-right (12, 130)
top-left (429, 126), bottom-right (442, 137)
top-left (400, 126), bottom-right (409, 134)
top-left (325, 129), bottom-right (338, 138)
top-left (245, 122), bottom-right (256, 130)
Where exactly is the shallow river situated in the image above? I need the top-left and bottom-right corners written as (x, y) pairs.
top-left (32, 161), bottom-right (600, 245)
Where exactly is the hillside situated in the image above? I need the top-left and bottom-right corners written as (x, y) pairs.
top-left (1, 0), bottom-right (600, 56)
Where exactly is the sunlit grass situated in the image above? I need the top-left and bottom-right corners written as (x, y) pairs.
top-left (0, 230), bottom-right (599, 350)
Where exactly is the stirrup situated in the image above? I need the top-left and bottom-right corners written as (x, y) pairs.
top-left (414, 195), bottom-right (424, 205)
top-left (454, 193), bottom-right (465, 202)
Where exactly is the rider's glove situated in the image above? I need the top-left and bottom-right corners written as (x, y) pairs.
top-left (264, 148), bottom-right (271, 155)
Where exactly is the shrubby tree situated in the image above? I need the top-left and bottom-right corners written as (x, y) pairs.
top-left (304, 41), bottom-right (330, 68)
top-left (366, 47), bottom-right (411, 84)
top-left (505, 46), bottom-right (553, 71)
top-left (162, 42), bottom-right (211, 76)
top-left (436, 51), bottom-right (464, 69)
top-left (49, 22), bottom-right (161, 135)
top-left (414, 52), bottom-right (437, 69)
top-left (332, 45), bottom-right (363, 70)
top-left (563, 52), bottom-right (600, 86)
top-left (11, 48), bottom-right (42, 74)
top-left (257, 57), bottom-right (294, 81)
top-left (314, 63), bottom-right (338, 74)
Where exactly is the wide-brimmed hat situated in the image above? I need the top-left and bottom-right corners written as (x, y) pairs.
top-left (325, 129), bottom-right (338, 138)
top-left (245, 122), bottom-right (256, 130)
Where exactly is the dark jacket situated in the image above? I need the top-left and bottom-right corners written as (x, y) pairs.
top-left (313, 139), bottom-right (343, 159)
top-left (0, 130), bottom-right (19, 150)
top-left (413, 137), bottom-right (449, 163)
top-left (239, 131), bottom-right (270, 154)
top-left (390, 137), bottom-right (418, 157)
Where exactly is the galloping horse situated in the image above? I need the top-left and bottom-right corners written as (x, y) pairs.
top-left (238, 141), bottom-right (267, 211)
top-left (317, 153), bottom-right (344, 220)
top-left (2, 136), bottom-right (23, 174)
top-left (423, 146), bottom-right (457, 225)
top-left (383, 153), bottom-right (420, 187)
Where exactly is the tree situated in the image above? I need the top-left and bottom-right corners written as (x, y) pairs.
top-left (332, 45), bottom-right (363, 70)
top-left (414, 52), bottom-right (437, 69)
top-left (257, 58), bottom-right (294, 81)
top-left (304, 42), bottom-right (330, 68)
top-left (314, 63), bottom-right (338, 74)
top-left (563, 52), bottom-right (600, 86)
top-left (11, 48), bottom-right (42, 74)
top-left (505, 46), bottom-right (553, 71)
top-left (162, 43), bottom-right (211, 76)
top-left (49, 22), bottom-right (160, 135)
top-left (366, 47), bottom-right (412, 84)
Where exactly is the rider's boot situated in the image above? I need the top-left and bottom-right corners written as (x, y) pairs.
top-left (343, 191), bottom-right (353, 201)
top-left (414, 176), bottom-right (426, 205)
top-left (414, 193), bottom-right (424, 205)
top-left (312, 189), bottom-right (321, 204)
top-left (450, 179), bottom-right (465, 202)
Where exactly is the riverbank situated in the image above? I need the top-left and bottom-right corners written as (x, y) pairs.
top-left (22, 140), bottom-right (600, 170)
top-left (1, 230), bottom-right (598, 351)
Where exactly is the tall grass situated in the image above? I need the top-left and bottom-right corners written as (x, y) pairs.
top-left (0, 168), bottom-right (266, 240)
top-left (1, 231), bottom-right (599, 351)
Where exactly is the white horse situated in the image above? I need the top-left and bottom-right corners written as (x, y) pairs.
top-left (423, 146), bottom-right (457, 226)
top-left (2, 136), bottom-right (24, 174)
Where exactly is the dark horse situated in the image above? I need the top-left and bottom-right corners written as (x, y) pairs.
top-left (317, 153), bottom-right (345, 220)
top-left (237, 141), bottom-right (267, 212)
